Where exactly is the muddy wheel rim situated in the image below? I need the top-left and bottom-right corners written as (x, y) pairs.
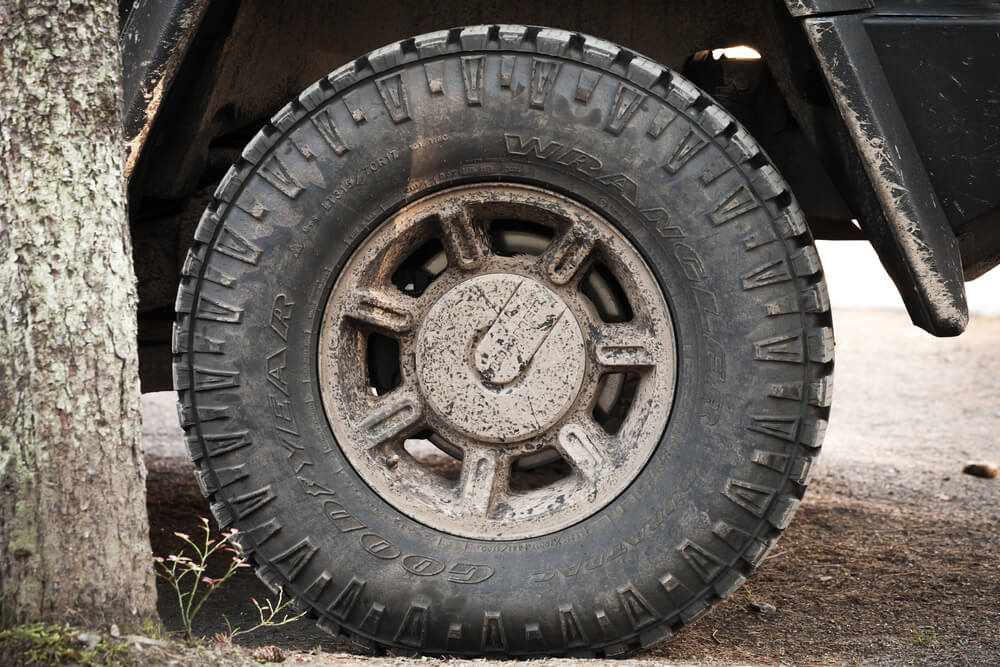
top-left (318, 184), bottom-right (677, 540)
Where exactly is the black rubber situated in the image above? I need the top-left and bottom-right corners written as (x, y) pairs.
top-left (173, 25), bottom-right (834, 657)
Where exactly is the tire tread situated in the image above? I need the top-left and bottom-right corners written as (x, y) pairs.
top-left (173, 24), bottom-right (834, 658)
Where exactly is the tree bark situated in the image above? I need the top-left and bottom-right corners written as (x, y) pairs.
top-left (0, 0), bottom-right (157, 626)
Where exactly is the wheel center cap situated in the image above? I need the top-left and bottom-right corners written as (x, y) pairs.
top-left (416, 274), bottom-right (586, 443)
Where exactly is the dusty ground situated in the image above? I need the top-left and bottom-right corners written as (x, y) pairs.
top-left (143, 308), bottom-right (1000, 666)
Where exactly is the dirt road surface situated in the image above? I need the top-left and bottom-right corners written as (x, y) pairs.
top-left (143, 308), bottom-right (1000, 665)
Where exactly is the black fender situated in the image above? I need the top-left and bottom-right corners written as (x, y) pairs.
top-left (786, 0), bottom-right (1000, 336)
top-left (120, 0), bottom-right (211, 179)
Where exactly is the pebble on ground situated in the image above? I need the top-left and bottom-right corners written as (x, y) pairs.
top-left (963, 461), bottom-right (999, 479)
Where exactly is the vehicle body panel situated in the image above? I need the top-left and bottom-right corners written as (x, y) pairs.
top-left (119, 0), bottom-right (1000, 388)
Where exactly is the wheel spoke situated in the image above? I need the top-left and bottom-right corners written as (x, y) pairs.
top-left (593, 325), bottom-right (660, 369)
top-left (358, 390), bottom-right (424, 448)
top-left (557, 422), bottom-right (609, 483)
top-left (439, 206), bottom-right (488, 271)
top-left (544, 227), bottom-right (595, 285)
top-left (343, 289), bottom-right (419, 334)
top-left (457, 448), bottom-right (509, 518)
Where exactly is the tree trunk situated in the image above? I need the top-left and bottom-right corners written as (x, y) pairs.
top-left (0, 0), bottom-right (157, 626)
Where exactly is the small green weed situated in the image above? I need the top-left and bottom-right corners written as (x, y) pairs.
top-left (222, 588), bottom-right (305, 643)
top-left (911, 626), bottom-right (937, 646)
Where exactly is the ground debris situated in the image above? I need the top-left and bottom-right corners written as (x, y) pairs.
top-left (252, 645), bottom-right (286, 663)
top-left (962, 461), bottom-right (999, 479)
top-left (126, 633), bottom-right (172, 648)
top-left (748, 601), bottom-right (777, 614)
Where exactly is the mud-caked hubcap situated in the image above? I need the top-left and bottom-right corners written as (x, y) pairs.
top-left (417, 274), bottom-right (586, 443)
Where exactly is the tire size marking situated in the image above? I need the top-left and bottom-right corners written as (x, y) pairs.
top-left (320, 148), bottom-right (401, 211)
top-left (409, 133), bottom-right (450, 151)
top-left (404, 161), bottom-right (527, 196)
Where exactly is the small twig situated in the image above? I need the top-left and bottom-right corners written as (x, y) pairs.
top-left (224, 588), bottom-right (306, 642)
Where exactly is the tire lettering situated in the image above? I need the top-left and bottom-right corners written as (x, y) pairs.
top-left (323, 500), bottom-right (366, 532)
top-left (266, 349), bottom-right (289, 395)
top-left (361, 533), bottom-right (401, 560)
top-left (402, 555), bottom-right (445, 576)
top-left (268, 395), bottom-right (298, 435)
top-left (528, 512), bottom-right (661, 583)
top-left (446, 562), bottom-right (494, 584)
top-left (269, 294), bottom-right (294, 341)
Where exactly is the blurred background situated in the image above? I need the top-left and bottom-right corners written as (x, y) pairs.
top-left (818, 240), bottom-right (1000, 318)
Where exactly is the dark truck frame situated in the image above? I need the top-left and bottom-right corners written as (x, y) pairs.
top-left (121, 0), bottom-right (1000, 392)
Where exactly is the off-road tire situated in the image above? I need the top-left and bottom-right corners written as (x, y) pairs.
top-left (174, 25), bottom-right (833, 657)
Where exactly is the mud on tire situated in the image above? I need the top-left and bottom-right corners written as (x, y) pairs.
top-left (174, 25), bottom-right (833, 657)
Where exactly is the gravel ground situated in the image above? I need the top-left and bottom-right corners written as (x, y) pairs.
top-left (142, 307), bottom-right (1000, 666)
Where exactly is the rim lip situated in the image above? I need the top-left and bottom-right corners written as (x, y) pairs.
top-left (316, 183), bottom-right (677, 540)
